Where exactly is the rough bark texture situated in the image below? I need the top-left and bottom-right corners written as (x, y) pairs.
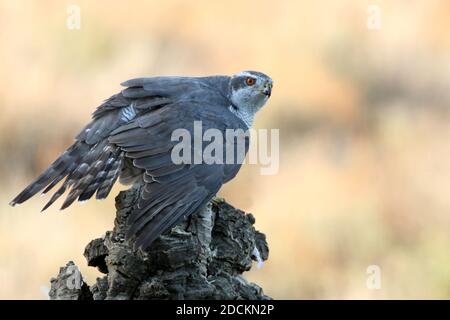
top-left (49, 185), bottom-right (270, 300)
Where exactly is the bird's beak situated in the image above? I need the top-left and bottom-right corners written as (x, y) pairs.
top-left (262, 82), bottom-right (272, 97)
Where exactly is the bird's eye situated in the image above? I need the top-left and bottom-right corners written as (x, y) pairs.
top-left (245, 77), bottom-right (256, 86)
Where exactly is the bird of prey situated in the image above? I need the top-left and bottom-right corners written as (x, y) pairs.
top-left (10, 71), bottom-right (273, 249)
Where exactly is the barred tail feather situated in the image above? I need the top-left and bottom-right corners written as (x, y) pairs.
top-left (96, 152), bottom-right (124, 200)
top-left (10, 140), bottom-right (124, 211)
top-left (9, 142), bottom-right (89, 207)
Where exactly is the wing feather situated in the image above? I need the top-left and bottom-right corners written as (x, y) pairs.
top-left (11, 75), bottom-right (246, 251)
top-left (110, 100), bottom-right (248, 249)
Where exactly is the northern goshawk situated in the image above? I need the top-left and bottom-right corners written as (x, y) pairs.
top-left (10, 71), bottom-right (273, 249)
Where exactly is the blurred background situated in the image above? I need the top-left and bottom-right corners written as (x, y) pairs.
top-left (1, 0), bottom-right (450, 299)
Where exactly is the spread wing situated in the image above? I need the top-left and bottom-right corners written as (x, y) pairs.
top-left (9, 90), bottom-right (174, 211)
top-left (109, 100), bottom-right (248, 249)
top-left (9, 93), bottom-right (134, 210)
top-left (10, 75), bottom-right (247, 249)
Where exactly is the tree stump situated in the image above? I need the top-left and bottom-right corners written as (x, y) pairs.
top-left (49, 185), bottom-right (270, 300)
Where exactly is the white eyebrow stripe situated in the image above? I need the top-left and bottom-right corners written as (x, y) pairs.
top-left (233, 71), bottom-right (273, 84)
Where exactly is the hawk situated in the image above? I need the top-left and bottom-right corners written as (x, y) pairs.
top-left (10, 71), bottom-right (273, 249)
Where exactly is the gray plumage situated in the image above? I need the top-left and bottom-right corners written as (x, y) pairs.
top-left (10, 71), bottom-right (273, 249)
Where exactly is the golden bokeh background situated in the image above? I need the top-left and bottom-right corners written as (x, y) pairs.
top-left (1, 0), bottom-right (450, 299)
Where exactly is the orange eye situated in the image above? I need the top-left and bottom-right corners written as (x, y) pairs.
top-left (245, 77), bottom-right (256, 86)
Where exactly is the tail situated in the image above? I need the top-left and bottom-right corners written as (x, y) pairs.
top-left (10, 140), bottom-right (124, 211)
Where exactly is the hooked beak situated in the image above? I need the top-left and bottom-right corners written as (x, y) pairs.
top-left (262, 81), bottom-right (272, 97)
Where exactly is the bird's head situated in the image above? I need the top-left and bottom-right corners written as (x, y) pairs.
top-left (229, 71), bottom-right (273, 116)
